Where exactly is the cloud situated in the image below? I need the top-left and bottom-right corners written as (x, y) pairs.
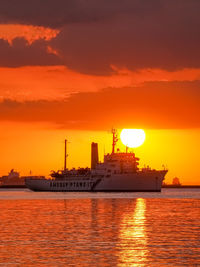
top-left (0, 24), bottom-right (59, 44)
top-left (0, 1), bottom-right (200, 74)
top-left (1, 66), bottom-right (200, 102)
top-left (0, 38), bottom-right (62, 67)
top-left (0, 0), bottom-right (157, 28)
top-left (50, 10), bottom-right (200, 74)
top-left (0, 81), bottom-right (199, 129)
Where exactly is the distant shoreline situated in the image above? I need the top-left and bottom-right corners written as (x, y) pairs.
top-left (0, 185), bottom-right (26, 188)
top-left (162, 185), bottom-right (200, 188)
top-left (0, 185), bottom-right (199, 189)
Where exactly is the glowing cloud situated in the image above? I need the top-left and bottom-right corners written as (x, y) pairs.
top-left (0, 24), bottom-right (59, 44)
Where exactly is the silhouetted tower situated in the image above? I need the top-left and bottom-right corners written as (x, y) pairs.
top-left (64, 139), bottom-right (68, 171)
top-left (172, 177), bottom-right (181, 185)
top-left (91, 142), bottom-right (99, 169)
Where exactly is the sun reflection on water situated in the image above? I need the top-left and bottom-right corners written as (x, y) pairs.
top-left (118, 198), bottom-right (148, 266)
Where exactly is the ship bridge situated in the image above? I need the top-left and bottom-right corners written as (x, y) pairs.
top-left (93, 152), bottom-right (140, 175)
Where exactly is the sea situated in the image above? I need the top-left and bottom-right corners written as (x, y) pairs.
top-left (0, 189), bottom-right (199, 266)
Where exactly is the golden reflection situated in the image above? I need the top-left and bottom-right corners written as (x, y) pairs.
top-left (118, 198), bottom-right (148, 266)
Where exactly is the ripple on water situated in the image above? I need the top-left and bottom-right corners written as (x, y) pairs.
top-left (0, 190), bottom-right (199, 266)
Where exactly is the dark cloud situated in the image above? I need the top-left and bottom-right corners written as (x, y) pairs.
top-left (0, 0), bottom-right (158, 28)
top-left (0, 1), bottom-right (200, 73)
top-left (51, 9), bottom-right (200, 74)
top-left (0, 81), bottom-right (199, 129)
top-left (0, 38), bottom-right (62, 67)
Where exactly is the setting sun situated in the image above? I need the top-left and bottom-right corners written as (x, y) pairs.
top-left (120, 129), bottom-right (146, 148)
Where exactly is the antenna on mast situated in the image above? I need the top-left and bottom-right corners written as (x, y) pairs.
top-left (64, 139), bottom-right (68, 171)
top-left (111, 128), bottom-right (119, 154)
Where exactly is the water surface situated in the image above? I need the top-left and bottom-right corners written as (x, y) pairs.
top-left (0, 189), bottom-right (199, 266)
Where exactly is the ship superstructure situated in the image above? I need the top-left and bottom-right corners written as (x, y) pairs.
top-left (25, 130), bottom-right (167, 192)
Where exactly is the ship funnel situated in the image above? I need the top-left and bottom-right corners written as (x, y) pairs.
top-left (91, 142), bottom-right (99, 169)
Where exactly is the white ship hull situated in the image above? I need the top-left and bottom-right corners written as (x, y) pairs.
top-left (25, 170), bottom-right (167, 192)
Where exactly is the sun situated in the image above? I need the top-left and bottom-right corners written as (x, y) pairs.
top-left (120, 129), bottom-right (146, 148)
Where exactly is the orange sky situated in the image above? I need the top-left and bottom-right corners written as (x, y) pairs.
top-left (0, 123), bottom-right (199, 185)
top-left (0, 4), bottom-right (200, 185)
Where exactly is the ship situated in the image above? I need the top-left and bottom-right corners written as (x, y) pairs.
top-left (0, 169), bottom-right (45, 188)
top-left (25, 130), bottom-right (168, 192)
top-left (0, 169), bottom-right (26, 188)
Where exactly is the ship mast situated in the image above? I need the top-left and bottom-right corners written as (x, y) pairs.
top-left (112, 129), bottom-right (119, 154)
top-left (64, 139), bottom-right (68, 171)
